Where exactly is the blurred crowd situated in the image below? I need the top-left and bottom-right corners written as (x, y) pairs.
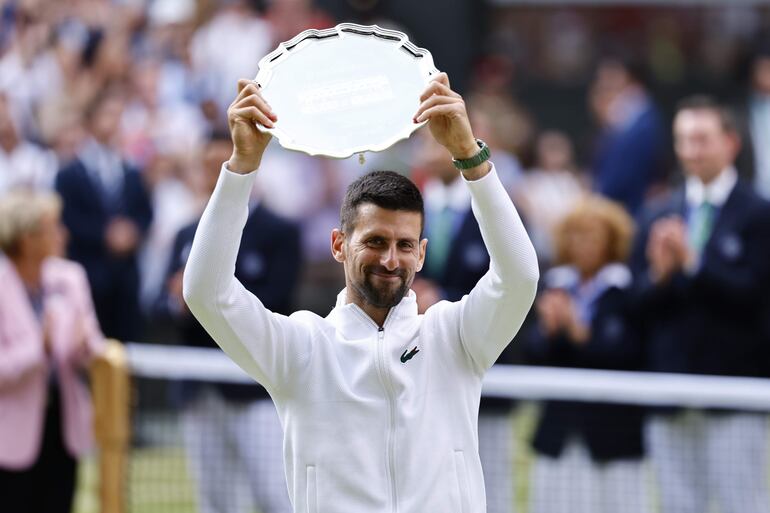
top-left (3, 1), bottom-right (770, 513)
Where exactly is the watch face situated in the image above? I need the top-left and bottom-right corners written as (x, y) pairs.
top-left (255, 23), bottom-right (439, 159)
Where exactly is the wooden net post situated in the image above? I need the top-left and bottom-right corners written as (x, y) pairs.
top-left (91, 339), bottom-right (130, 513)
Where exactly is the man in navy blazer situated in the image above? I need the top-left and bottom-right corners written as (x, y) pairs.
top-left (55, 89), bottom-right (152, 342)
top-left (162, 136), bottom-right (299, 513)
top-left (590, 57), bottom-right (666, 215)
top-left (632, 96), bottom-right (770, 513)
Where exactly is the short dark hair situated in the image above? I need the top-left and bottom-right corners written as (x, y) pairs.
top-left (675, 95), bottom-right (739, 135)
top-left (340, 171), bottom-right (424, 235)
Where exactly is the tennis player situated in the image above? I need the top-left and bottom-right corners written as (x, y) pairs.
top-left (183, 72), bottom-right (539, 513)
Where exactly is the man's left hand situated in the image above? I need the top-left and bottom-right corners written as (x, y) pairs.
top-left (414, 73), bottom-right (489, 179)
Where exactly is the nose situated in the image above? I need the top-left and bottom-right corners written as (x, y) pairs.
top-left (381, 244), bottom-right (398, 271)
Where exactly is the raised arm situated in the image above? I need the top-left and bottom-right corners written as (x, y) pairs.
top-left (416, 73), bottom-right (539, 372)
top-left (182, 80), bottom-right (311, 394)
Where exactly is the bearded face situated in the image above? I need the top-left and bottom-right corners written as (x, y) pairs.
top-left (333, 203), bottom-right (426, 313)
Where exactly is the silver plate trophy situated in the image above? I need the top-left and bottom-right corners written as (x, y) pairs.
top-left (254, 23), bottom-right (440, 160)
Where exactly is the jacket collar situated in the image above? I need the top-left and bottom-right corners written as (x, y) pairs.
top-left (685, 166), bottom-right (738, 208)
top-left (328, 287), bottom-right (419, 339)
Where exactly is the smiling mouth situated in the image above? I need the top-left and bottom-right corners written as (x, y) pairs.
top-left (371, 272), bottom-right (401, 280)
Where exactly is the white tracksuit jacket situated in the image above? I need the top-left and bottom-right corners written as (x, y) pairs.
top-left (183, 163), bottom-right (539, 513)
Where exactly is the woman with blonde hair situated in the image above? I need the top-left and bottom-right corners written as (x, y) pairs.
top-left (525, 195), bottom-right (648, 513)
top-left (0, 190), bottom-right (105, 513)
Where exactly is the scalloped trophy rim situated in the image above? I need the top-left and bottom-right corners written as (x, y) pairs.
top-left (253, 22), bottom-right (440, 160)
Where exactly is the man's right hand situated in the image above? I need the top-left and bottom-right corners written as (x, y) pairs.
top-left (226, 79), bottom-right (278, 174)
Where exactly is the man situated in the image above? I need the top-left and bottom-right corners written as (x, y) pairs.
top-left (632, 96), bottom-right (770, 513)
top-left (55, 89), bottom-right (153, 341)
top-left (183, 73), bottom-right (539, 513)
top-left (411, 132), bottom-right (517, 513)
top-left (589, 56), bottom-right (665, 215)
top-left (163, 135), bottom-right (299, 513)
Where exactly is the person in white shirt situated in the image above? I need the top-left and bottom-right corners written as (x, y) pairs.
top-left (183, 73), bottom-right (539, 513)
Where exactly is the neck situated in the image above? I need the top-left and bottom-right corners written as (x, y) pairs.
top-left (359, 303), bottom-right (389, 328)
top-left (345, 286), bottom-right (390, 328)
top-left (12, 255), bottom-right (43, 291)
top-left (699, 169), bottom-right (724, 186)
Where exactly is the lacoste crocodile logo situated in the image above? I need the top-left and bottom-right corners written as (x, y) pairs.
top-left (400, 346), bottom-right (420, 363)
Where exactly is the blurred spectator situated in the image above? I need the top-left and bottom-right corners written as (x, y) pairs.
top-left (0, 189), bottom-right (105, 513)
top-left (411, 132), bottom-right (491, 311)
top-left (0, 92), bottom-right (57, 192)
top-left (515, 131), bottom-right (586, 265)
top-left (410, 132), bottom-right (516, 513)
top-left (162, 135), bottom-right (299, 513)
top-left (138, 153), bottom-right (199, 313)
top-left (632, 96), bottom-right (770, 513)
top-left (256, 145), bottom-right (345, 313)
top-left (466, 91), bottom-right (530, 189)
top-left (0, 0), bottom-right (63, 140)
top-left (190, 0), bottom-right (273, 128)
top-left (748, 45), bottom-right (770, 199)
top-left (589, 56), bottom-right (665, 215)
top-left (526, 195), bottom-right (646, 513)
top-left (121, 57), bottom-right (210, 170)
top-left (55, 88), bottom-right (153, 341)
top-left (265, 0), bottom-right (334, 45)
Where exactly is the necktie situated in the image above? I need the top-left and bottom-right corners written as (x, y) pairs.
top-left (689, 201), bottom-right (715, 255)
top-left (427, 206), bottom-right (454, 278)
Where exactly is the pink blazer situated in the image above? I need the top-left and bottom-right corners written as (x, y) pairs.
top-left (0, 256), bottom-right (105, 470)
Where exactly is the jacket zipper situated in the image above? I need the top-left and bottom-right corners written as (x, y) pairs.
top-left (377, 324), bottom-right (399, 513)
top-left (351, 305), bottom-right (400, 511)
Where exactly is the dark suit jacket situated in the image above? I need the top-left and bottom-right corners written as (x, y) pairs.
top-left (164, 204), bottom-right (301, 403)
top-left (55, 159), bottom-right (153, 298)
top-left (631, 181), bottom-right (770, 377)
top-left (593, 103), bottom-right (665, 215)
top-left (526, 278), bottom-right (645, 462)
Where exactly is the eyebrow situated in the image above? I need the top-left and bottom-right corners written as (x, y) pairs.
top-left (360, 232), bottom-right (418, 243)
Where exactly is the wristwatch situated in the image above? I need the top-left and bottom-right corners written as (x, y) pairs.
top-left (452, 139), bottom-right (491, 170)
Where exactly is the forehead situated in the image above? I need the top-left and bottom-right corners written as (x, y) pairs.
top-left (674, 109), bottom-right (723, 135)
top-left (350, 204), bottom-right (422, 240)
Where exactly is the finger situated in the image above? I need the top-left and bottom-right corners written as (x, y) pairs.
top-left (414, 95), bottom-right (462, 120)
top-left (234, 94), bottom-right (278, 121)
top-left (233, 80), bottom-right (267, 106)
top-left (431, 72), bottom-right (450, 89)
top-left (419, 80), bottom-right (460, 102)
top-left (237, 78), bottom-right (252, 94)
top-left (231, 106), bottom-right (274, 129)
top-left (415, 103), bottom-right (465, 123)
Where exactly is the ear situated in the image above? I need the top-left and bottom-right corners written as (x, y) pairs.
top-left (416, 238), bottom-right (428, 272)
top-left (331, 229), bottom-right (346, 263)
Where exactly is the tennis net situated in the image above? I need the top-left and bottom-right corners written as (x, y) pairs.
top-left (79, 342), bottom-right (770, 513)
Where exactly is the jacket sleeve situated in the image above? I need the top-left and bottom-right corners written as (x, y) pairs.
top-left (67, 262), bottom-right (107, 369)
top-left (0, 286), bottom-right (44, 388)
top-left (182, 165), bottom-right (313, 395)
top-left (436, 165), bottom-right (539, 373)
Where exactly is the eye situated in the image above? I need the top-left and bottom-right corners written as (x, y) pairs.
top-left (366, 237), bottom-right (385, 247)
top-left (399, 241), bottom-right (415, 250)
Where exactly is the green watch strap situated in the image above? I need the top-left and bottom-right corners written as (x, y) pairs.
top-left (452, 139), bottom-right (491, 170)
